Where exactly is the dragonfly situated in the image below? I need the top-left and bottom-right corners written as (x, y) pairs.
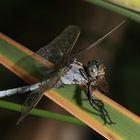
top-left (0, 20), bottom-right (125, 125)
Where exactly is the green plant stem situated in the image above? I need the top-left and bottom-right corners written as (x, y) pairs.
top-left (85, 0), bottom-right (140, 22)
top-left (0, 100), bottom-right (85, 126)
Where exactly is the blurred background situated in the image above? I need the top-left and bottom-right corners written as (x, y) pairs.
top-left (0, 0), bottom-right (140, 140)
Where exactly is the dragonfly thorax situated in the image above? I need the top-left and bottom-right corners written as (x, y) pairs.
top-left (55, 60), bottom-right (89, 87)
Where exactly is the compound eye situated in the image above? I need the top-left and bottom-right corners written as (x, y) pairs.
top-left (91, 69), bottom-right (96, 73)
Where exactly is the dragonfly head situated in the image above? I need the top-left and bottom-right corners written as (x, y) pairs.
top-left (87, 60), bottom-right (105, 78)
top-left (87, 60), bottom-right (108, 92)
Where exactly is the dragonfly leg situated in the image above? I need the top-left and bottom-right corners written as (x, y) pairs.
top-left (87, 84), bottom-right (115, 124)
top-left (87, 84), bottom-right (101, 112)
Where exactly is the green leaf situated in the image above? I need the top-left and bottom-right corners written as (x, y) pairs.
top-left (0, 99), bottom-right (84, 126)
top-left (106, 0), bottom-right (140, 13)
top-left (1, 32), bottom-right (140, 140)
top-left (85, 0), bottom-right (140, 23)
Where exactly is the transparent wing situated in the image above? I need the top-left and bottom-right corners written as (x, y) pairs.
top-left (70, 20), bottom-right (125, 60)
top-left (16, 71), bottom-right (59, 124)
top-left (16, 89), bottom-right (41, 125)
top-left (36, 25), bottom-right (80, 66)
